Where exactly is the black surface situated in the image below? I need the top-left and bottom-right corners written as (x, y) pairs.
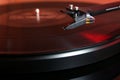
top-left (0, 52), bottom-right (120, 80)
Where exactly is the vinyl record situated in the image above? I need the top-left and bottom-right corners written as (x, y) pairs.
top-left (0, 1), bottom-right (120, 73)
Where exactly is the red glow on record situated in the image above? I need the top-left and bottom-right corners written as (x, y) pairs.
top-left (81, 32), bottom-right (111, 43)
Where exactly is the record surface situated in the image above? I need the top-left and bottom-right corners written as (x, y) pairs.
top-left (0, 2), bottom-right (119, 55)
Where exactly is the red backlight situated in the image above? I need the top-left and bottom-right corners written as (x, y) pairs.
top-left (81, 32), bottom-right (111, 43)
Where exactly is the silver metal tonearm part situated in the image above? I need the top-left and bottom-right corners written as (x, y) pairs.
top-left (65, 13), bottom-right (95, 30)
top-left (63, 4), bottom-right (95, 30)
top-left (63, 3), bottom-right (120, 30)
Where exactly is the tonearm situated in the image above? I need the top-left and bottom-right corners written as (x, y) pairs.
top-left (61, 2), bottom-right (120, 30)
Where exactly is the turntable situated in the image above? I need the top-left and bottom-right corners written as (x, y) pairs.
top-left (0, 0), bottom-right (120, 77)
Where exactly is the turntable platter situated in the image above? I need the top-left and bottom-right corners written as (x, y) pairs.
top-left (0, 1), bottom-right (120, 73)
